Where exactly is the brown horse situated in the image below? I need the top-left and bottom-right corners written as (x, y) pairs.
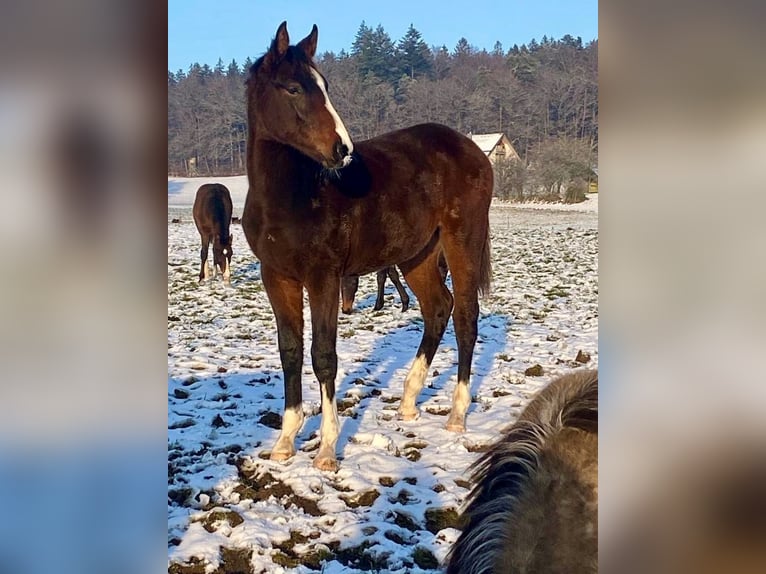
top-left (193, 183), bottom-right (233, 285)
top-left (340, 267), bottom-right (410, 314)
top-left (447, 370), bottom-right (598, 574)
top-left (242, 22), bottom-right (492, 471)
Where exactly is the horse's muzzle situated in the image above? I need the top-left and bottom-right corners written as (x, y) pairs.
top-left (329, 141), bottom-right (352, 169)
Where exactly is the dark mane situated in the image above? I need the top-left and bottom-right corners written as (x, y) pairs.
top-left (447, 370), bottom-right (598, 574)
top-left (247, 44), bottom-right (315, 86)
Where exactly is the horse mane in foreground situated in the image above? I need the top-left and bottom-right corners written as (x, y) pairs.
top-left (447, 369), bottom-right (598, 574)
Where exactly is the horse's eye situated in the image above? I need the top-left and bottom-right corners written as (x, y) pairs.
top-left (285, 84), bottom-right (302, 95)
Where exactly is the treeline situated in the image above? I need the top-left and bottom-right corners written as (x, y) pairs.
top-left (168, 23), bottom-right (597, 199)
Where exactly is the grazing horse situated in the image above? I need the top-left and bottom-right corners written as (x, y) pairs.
top-left (447, 370), bottom-right (598, 574)
top-left (242, 22), bottom-right (492, 471)
top-left (340, 267), bottom-right (410, 314)
top-left (193, 183), bottom-right (233, 285)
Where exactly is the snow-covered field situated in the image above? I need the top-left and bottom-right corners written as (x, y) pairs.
top-left (168, 178), bottom-right (598, 573)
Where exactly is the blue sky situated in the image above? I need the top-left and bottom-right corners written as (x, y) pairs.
top-left (168, 0), bottom-right (597, 72)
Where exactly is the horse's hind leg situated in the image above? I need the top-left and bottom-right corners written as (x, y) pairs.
top-left (398, 250), bottom-right (453, 420)
top-left (389, 266), bottom-right (410, 312)
top-left (306, 277), bottom-right (341, 471)
top-left (373, 269), bottom-right (387, 311)
top-left (261, 264), bottom-right (305, 461)
top-left (440, 231), bottom-right (488, 432)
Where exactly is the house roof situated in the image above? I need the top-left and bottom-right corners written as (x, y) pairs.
top-left (468, 133), bottom-right (505, 153)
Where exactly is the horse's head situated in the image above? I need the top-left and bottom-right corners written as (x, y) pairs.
top-left (213, 233), bottom-right (233, 278)
top-left (248, 22), bottom-right (354, 169)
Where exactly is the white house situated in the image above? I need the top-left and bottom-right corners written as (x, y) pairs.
top-left (467, 133), bottom-right (520, 164)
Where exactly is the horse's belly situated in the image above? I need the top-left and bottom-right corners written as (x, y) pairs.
top-left (344, 230), bottom-right (434, 276)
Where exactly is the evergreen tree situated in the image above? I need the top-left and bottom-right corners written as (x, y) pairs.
top-left (214, 58), bottom-right (225, 76)
top-left (432, 45), bottom-right (451, 79)
top-left (352, 22), bottom-right (398, 82)
top-left (397, 24), bottom-right (432, 79)
top-left (242, 56), bottom-right (254, 75)
top-left (350, 21), bottom-right (373, 61)
top-left (454, 37), bottom-right (472, 57)
top-left (226, 59), bottom-right (240, 78)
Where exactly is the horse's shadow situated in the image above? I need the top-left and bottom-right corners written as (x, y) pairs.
top-left (294, 307), bottom-right (510, 461)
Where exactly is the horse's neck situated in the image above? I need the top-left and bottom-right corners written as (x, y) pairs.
top-left (250, 137), bottom-right (321, 194)
top-left (252, 137), bottom-right (305, 165)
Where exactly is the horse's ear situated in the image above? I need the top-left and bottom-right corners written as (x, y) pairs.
top-left (269, 21), bottom-right (290, 60)
top-left (297, 25), bottom-right (318, 59)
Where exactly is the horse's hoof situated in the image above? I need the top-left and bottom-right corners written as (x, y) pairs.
top-left (270, 450), bottom-right (294, 462)
top-left (446, 420), bottom-right (466, 433)
top-left (397, 409), bottom-right (419, 421)
top-left (312, 455), bottom-right (338, 472)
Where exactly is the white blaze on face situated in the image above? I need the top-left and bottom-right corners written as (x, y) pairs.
top-left (310, 68), bottom-right (353, 162)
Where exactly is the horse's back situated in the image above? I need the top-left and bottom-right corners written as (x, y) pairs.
top-left (193, 183), bottom-right (233, 234)
top-left (336, 123), bottom-right (492, 275)
top-left (358, 123), bottom-right (493, 196)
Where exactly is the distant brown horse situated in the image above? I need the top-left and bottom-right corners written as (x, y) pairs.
top-left (340, 267), bottom-right (410, 314)
top-left (447, 370), bottom-right (598, 574)
top-left (242, 22), bottom-right (492, 471)
top-left (193, 183), bottom-right (233, 285)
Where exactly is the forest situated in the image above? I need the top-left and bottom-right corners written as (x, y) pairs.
top-left (168, 23), bottom-right (597, 201)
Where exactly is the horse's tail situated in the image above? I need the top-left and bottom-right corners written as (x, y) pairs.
top-left (446, 370), bottom-right (598, 574)
top-left (478, 227), bottom-right (492, 297)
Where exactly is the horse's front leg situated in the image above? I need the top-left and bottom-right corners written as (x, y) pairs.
top-left (306, 277), bottom-right (341, 471)
top-left (261, 264), bottom-right (305, 461)
top-left (222, 254), bottom-right (232, 286)
top-left (199, 236), bottom-right (211, 283)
